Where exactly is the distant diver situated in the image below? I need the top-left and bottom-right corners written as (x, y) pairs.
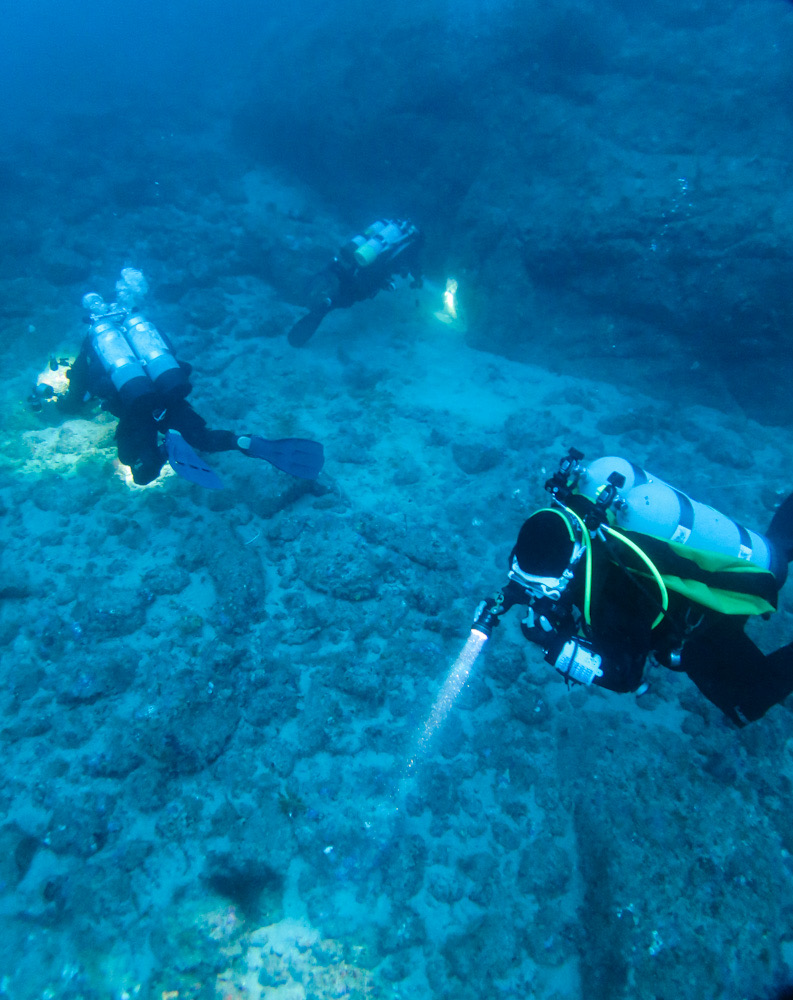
top-left (30, 268), bottom-right (324, 488)
top-left (472, 448), bottom-right (793, 727)
top-left (287, 219), bottom-right (424, 347)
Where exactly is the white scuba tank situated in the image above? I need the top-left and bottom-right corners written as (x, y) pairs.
top-left (90, 318), bottom-right (151, 403)
top-left (123, 314), bottom-right (185, 394)
top-left (577, 456), bottom-right (773, 573)
top-left (352, 220), bottom-right (414, 267)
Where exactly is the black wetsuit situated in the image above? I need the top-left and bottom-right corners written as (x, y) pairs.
top-left (61, 338), bottom-right (242, 485)
top-left (492, 499), bottom-right (793, 727)
top-left (288, 225), bottom-right (424, 346)
top-left (324, 231), bottom-right (424, 309)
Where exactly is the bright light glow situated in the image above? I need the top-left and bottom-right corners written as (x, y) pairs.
top-left (213, 916), bottom-right (373, 998)
top-left (113, 458), bottom-right (173, 490)
top-left (433, 277), bottom-right (465, 329)
top-left (443, 278), bottom-right (458, 319)
top-left (407, 629), bottom-right (487, 771)
top-left (36, 364), bottom-right (71, 396)
top-left (434, 277), bottom-right (459, 325)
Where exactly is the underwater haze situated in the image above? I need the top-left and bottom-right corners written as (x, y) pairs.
top-left (2, 0), bottom-right (793, 997)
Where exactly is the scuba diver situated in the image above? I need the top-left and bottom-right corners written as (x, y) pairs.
top-left (472, 448), bottom-right (793, 727)
top-left (287, 218), bottom-right (424, 347)
top-left (33, 268), bottom-right (324, 488)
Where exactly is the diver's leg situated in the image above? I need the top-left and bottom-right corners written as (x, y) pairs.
top-left (681, 620), bottom-right (793, 725)
top-left (166, 400), bottom-right (238, 453)
top-left (757, 641), bottom-right (793, 715)
top-left (287, 305), bottom-right (331, 347)
top-left (166, 400), bottom-right (323, 479)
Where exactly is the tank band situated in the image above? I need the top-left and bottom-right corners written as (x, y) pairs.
top-left (629, 462), bottom-right (648, 487)
top-left (671, 489), bottom-right (695, 544)
top-left (736, 522), bottom-right (753, 561)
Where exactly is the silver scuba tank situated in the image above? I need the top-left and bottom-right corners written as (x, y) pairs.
top-left (341, 234), bottom-right (368, 260)
top-left (577, 456), bottom-right (774, 573)
top-left (351, 221), bottom-right (386, 267)
top-left (352, 220), bottom-right (414, 268)
top-left (123, 314), bottom-right (187, 397)
top-left (90, 319), bottom-right (147, 398)
top-left (84, 291), bottom-right (152, 405)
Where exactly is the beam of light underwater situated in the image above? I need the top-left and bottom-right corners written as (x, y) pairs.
top-left (406, 628), bottom-right (488, 775)
top-left (342, 630), bottom-right (488, 886)
top-left (433, 276), bottom-right (461, 325)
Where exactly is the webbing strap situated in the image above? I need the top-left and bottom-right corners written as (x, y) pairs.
top-left (671, 489), bottom-right (695, 544)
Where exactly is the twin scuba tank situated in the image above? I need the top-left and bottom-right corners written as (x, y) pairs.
top-left (567, 453), bottom-right (781, 582)
top-left (343, 220), bottom-right (417, 269)
top-left (82, 269), bottom-right (189, 407)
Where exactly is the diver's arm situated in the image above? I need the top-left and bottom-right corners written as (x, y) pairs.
top-left (471, 580), bottom-right (531, 635)
top-left (543, 630), bottom-right (647, 692)
top-left (473, 582), bottom-right (646, 692)
top-left (471, 584), bottom-right (607, 687)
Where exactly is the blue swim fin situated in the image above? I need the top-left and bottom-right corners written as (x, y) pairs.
top-left (239, 435), bottom-right (324, 480)
top-left (164, 431), bottom-right (224, 490)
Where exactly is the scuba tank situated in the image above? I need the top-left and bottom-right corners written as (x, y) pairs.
top-left (542, 448), bottom-right (783, 619)
top-left (351, 221), bottom-right (387, 267)
top-left (124, 314), bottom-right (188, 399)
top-left (341, 233), bottom-right (371, 260)
top-left (351, 220), bottom-right (416, 268)
top-left (82, 284), bottom-right (188, 404)
top-left (83, 292), bottom-right (152, 406)
top-left (576, 455), bottom-right (777, 577)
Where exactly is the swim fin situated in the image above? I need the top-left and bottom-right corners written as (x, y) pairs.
top-left (288, 309), bottom-right (326, 348)
top-left (164, 431), bottom-right (225, 490)
top-left (239, 435), bottom-right (324, 480)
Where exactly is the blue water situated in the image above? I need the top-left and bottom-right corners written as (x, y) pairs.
top-left (2, 1), bottom-right (793, 997)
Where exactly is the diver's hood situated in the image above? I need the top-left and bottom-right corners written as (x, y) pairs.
top-left (509, 506), bottom-right (588, 601)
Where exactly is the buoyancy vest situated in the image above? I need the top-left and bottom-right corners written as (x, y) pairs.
top-left (616, 531), bottom-right (778, 616)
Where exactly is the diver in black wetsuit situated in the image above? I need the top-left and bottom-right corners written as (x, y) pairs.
top-left (472, 449), bottom-right (793, 727)
top-left (41, 270), bottom-right (324, 488)
top-left (287, 219), bottom-right (424, 347)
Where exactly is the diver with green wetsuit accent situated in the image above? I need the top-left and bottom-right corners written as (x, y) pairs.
top-left (472, 448), bottom-right (793, 727)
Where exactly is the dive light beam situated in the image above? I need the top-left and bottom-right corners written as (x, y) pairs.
top-left (407, 629), bottom-right (488, 772)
